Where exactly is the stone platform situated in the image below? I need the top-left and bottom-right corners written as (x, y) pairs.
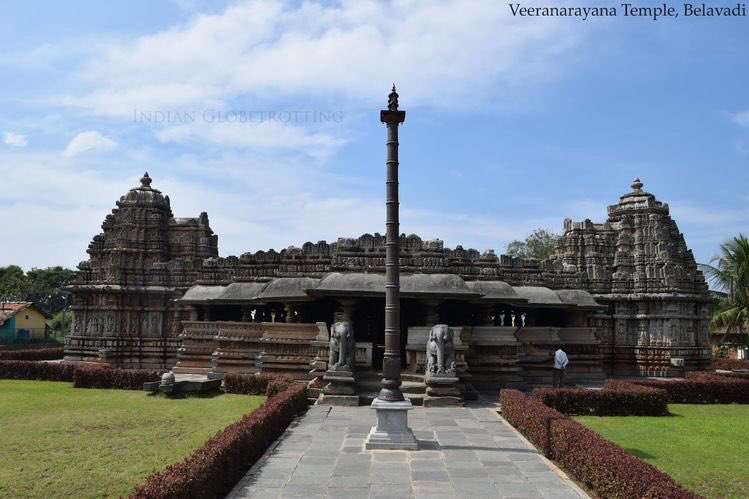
top-left (228, 398), bottom-right (588, 499)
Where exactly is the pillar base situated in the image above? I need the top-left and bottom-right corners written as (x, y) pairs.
top-left (365, 398), bottom-right (418, 450)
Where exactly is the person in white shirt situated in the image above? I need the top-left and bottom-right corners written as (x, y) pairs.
top-left (553, 346), bottom-right (569, 388)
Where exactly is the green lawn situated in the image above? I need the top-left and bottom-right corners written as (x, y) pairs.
top-left (576, 404), bottom-right (749, 499)
top-left (0, 380), bottom-right (264, 498)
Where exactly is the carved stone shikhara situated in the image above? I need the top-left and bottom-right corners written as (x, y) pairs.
top-left (65, 173), bottom-right (217, 369)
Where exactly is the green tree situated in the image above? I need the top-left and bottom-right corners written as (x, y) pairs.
top-left (506, 229), bottom-right (561, 260)
top-left (49, 309), bottom-right (73, 336)
top-left (699, 234), bottom-right (749, 336)
top-left (0, 265), bottom-right (29, 300)
top-left (25, 267), bottom-right (76, 314)
top-left (0, 266), bottom-right (75, 315)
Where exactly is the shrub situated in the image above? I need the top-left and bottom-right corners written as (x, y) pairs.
top-left (223, 373), bottom-right (272, 395)
top-left (500, 389), bottom-right (568, 457)
top-left (533, 382), bottom-right (669, 416)
top-left (72, 365), bottom-right (165, 390)
top-left (223, 373), bottom-right (296, 397)
top-left (550, 419), bottom-right (698, 499)
top-left (0, 361), bottom-right (163, 390)
top-left (0, 347), bottom-right (64, 360)
top-left (703, 371), bottom-right (749, 381)
top-left (265, 375), bottom-right (295, 398)
top-left (713, 358), bottom-right (749, 371)
top-left (0, 360), bottom-right (76, 381)
top-left (130, 384), bottom-right (308, 499)
top-left (629, 376), bottom-right (749, 404)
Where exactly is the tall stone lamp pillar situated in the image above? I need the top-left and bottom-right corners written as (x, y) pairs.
top-left (366, 85), bottom-right (418, 450)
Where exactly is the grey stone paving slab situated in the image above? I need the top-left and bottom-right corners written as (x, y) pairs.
top-left (227, 400), bottom-right (589, 499)
top-left (327, 487), bottom-right (370, 499)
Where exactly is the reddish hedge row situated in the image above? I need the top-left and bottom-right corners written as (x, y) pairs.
top-left (533, 382), bottom-right (669, 416)
top-left (223, 372), bottom-right (295, 397)
top-left (131, 384), bottom-right (308, 499)
top-left (713, 358), bottom-right (749, 371)
top-left (72, 365), bottom-right (165, 390)
top-left (500, 389), bottom-right (567, 456)
top-left (0, 347), bottom-right (64, 361)
top-left (501, 389), bottom-right (698, 499)
top-left (0, 360), bottom-right (163, 390)
top-left (705, 371), bottom-right (749, 381)
top-left (551, 419), bottom-right (699, 498)
top-left (629, 375), bottom-right (749, 404)
top-left (0, 360), bottom-right (76, 381)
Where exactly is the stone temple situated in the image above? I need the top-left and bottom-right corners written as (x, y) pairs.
top-left (65, 173), bottom-right (712, 403)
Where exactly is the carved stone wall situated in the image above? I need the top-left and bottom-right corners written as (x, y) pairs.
top-left (66, 175), bottom-right (713, 375)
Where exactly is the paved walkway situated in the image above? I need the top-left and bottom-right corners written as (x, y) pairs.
top-left (228, 400), bottom-right (588, 499)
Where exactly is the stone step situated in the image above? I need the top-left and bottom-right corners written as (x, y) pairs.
top-left (307, 387), bottom-right (323, 398)
top-left (172, 367), bottom-right (212, 375)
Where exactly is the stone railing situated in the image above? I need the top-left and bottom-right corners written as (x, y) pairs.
top-left (175, 321), bottom-right (326, 378)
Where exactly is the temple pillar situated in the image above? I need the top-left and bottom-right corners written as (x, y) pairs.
top-left (365, 85), bottom-right (416, 450)
top-left (241, 306), bottom-right (252, 323)
top-left (284, 304), bottom-right (297, 323)
top-left (188, 305), bottom-right (199, 321)
top-left (334, 298), bottom-right (357, 323)
top-left (203, 306), bottom-right (213, 322)
top-left (477, 304), bottom-right (495, 326)
top-left (423, 299), bottom-right (441, 326)
top-left (637, 302), bottom-right (649, 345)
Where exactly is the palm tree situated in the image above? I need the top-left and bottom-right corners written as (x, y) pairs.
top-left (699, 235), bottom-right (749, 338)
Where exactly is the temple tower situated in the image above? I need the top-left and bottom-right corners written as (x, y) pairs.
top-left (555, 179), bottom-right (713, 375)
top-left (65, 173), bottom-right (217, 368)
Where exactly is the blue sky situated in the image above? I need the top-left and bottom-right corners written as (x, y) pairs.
top-left (1, 0), bottom-right (747, 270)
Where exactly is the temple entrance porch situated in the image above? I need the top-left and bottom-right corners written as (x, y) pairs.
top-left (173, 282), bottom-right (607, 401)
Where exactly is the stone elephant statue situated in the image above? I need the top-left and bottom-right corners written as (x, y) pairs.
top-left (426, 324), bottom-right (456, 375)
top-left (329, 321), bottom-right (356, 371)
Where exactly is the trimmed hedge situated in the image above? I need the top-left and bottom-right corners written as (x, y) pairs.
top-left (0, 347), bottom-right (64, 361)
top-left (222, 373), bottom-right (268, 394)
top-left (223, 373), bottom-right (295, 397)
top-left (551, 419), bottom-right (699, 499)
top-left (713, 358), bottom-right (749, 371)
top-left (533, 382), bottom-right (669, 416)
top-left (501, 389), bottom-right (698, 499)
top-left (629, 375), bottom-right (749, 404)
top-left (130, 384), bottom-right (308, 499)
top-left (72, 365), bottom-right (165, 390)
top-left (265, 376), bottom-right (295, 398)
top-left (500, 389), bottom-right (567, 457)
top-left (0, 360), bottom-right (76, 381)
top-left (706, 371), bottom-right (749, 381)
top-left (0, 361), bottom-right (163, 390)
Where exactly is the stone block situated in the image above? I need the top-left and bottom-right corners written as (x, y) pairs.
top-left (365, 399), bottom-right (418, 450)
top-left (426, 386), bottom-right (462, 397)
top-left (317, 394), bottom-right (360, 406)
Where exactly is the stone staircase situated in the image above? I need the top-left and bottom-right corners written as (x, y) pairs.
top-left (355, 370), bottom-right (426, 406)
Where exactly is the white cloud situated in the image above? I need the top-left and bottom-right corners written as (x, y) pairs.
top-left (155, 120), bottom-right (345, 160)
top-left (59, 0), bottom-right (580, 118)
top-left (732, 110), bottom-right (749, 127)
top-left (63, 130), bottom-right (117, 157)
top-left (3, 131), bottom-right (28, 147)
